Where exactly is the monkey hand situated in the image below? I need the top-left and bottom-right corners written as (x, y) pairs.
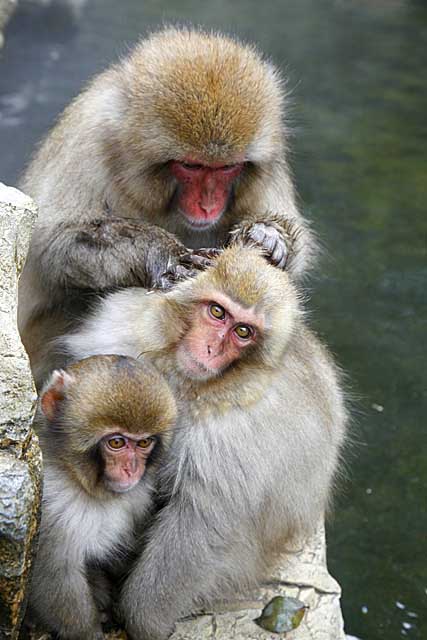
top-left (229, 216), bottom-right (302, 270)
top-left (157, 248), bottom-right (223, 289)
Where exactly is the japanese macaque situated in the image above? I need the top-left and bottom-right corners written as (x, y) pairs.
top-left (27, 355), bottom-right (176, 640)
top-left (62, 246), bottom-right (347, 640)
top-left (18, 27), bottom-right (316, 389)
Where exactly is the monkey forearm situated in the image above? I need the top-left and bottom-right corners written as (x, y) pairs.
top-left (29, 559), bottom-right (102, 639)
top-left (37, 217), bottom-right (188, 292)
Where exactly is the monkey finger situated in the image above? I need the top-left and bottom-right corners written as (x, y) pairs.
top-left (248, 223), bottom-right (285, 258)
top-left (247, 222), bottom-right (269, 247)
top-left (181, 249), bottom-right (222, 270)
top-left (197, 247), bottom-right (223, 259)
top-left (157, 264), bottom-right (199, 290)
top-left (270, 239), bottom-right (289, 269)
top-left (155, 275), bottom-right (175, 290)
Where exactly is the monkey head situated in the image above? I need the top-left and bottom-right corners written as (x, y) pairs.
top-left (38, 355), bottom-right (176, 496)
top-left (156, 246), bottom-right (301, 381)
top-left (112, 28), bottom-right (285, 230)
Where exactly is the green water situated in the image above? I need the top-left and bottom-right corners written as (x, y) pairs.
top-left (0, 1), bottom-right (426, 638)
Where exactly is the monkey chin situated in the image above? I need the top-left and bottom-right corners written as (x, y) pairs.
top-left (176, 347), bottom-right (223, 382)
top-left (179, 208), bottom-right (224, 232)
top-left (103, 477), bottom-right (142, 494)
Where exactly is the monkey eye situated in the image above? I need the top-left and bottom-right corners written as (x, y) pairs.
top-left (234, 324), bottom-right (253, 340)
top-left (209, 303), bottom-right (226, 320)
top-left (136, 437), bottom-right (154, 449)
top-left (107, 436), bottom-right (126, 450)
top-left (181, 162), bottom-right (203, 170)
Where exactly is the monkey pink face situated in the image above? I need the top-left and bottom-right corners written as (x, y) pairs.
top-left (170, 160), bottom-right (243, 229)
top-left (100, 432), bottom-right (156, 493)
top-left (176, 295), bottom-right (261, 380)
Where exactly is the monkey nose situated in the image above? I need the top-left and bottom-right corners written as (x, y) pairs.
top-left (128, 456), bottom-right (138, 474)
top-left (200, 200), bottom-right (218, 216)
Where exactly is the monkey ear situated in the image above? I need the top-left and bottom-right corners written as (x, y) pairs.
top-left (40, 369), bottom-right (75, 422)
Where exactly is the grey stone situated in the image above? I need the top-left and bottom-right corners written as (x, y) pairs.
top-left (171, 525), bottom-right (346, 640)
top-left (0, 183), bottom-right (41, 640)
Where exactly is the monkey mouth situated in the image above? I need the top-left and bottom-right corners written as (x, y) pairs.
top-left (104, 477), bottom-right (141, 493)
top-left (179, 209), bottom-right (224, 231)
top-left (177, 346), bottom-right (221, 380)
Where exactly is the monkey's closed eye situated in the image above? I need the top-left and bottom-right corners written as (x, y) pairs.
top-left (107, 436), bottom-right (126, 449)
top-left (234, 324), bottom-right (253, 340)
top-left (137, 437), bottom-right (154, 449)
top-left (209, 303), bottom-right (226, 320)
top-left (181, 162), bottom-right (203, 170)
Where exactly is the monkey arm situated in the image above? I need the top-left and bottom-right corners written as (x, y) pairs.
top-left (31, 216), bottom-right (197, 293)
top-left (29, 534), bottom-right (103, 639)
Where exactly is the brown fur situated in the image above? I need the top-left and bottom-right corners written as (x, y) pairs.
top-left (18, 27), bottom-right (316, 390)
top-left (35, 355), bottom-right (176, 499)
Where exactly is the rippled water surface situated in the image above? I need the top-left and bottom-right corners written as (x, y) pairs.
top-left (0, 2), bottom-right (426, 638)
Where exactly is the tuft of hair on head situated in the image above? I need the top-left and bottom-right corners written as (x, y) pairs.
top-left (37, 355), bottom-right (177, 496)
top-left (120, 26), bottom-right (286, 165)
top-left (40, 355), bottom-right (176, 449)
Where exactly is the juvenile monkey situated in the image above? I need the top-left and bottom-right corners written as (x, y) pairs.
top-left (63, 246), bottom-right (347, 640)
top-left (27, 355), bottom-right (176, 640)
top-left (18, 27), bottom-right (316, 388)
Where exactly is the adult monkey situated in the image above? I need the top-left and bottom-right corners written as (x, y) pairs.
top-left (18, 27), bottom-right (316, 388)
top-left (63, 245), bottom-right (347, 640)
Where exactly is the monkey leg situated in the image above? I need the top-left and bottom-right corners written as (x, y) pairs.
top-left (29, 569), bottom-right (104, 639)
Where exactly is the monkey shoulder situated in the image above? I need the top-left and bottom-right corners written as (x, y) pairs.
top-left (281, 325), bottom-right (347, 435)
top-left (20, 71), bottom-right (122, 217)
top-left (63, 288), bottom-right (151, 360)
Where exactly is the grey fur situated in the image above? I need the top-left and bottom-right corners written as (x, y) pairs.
top-left (27, 356), bottom-right (176, 639)
top-left (62, 250), bottom-right (347, 640)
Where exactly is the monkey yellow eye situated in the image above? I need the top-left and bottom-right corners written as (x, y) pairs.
top-left (234, 325), bottom-right (253, 340)
top-left (209, 303), bottom-right (226, 320)
top-left (137, 438), bottom-right (153, 449)
top-left (107, 436), bottom-right (126, 449)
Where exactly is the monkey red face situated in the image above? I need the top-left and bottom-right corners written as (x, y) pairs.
top-left (176, 296), bottom-right (260, 380)
top-left (100, 432), bottom-right (156, 493)
top-left (170, 160), bottom-right (243, 228)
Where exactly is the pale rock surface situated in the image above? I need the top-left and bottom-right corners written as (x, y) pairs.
top-left (171, 525), bottom-right (346, 640)
top-left (0, 183), bottom-right (41, 640)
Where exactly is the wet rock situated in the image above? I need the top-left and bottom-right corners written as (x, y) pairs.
top-left (0, 183), bottom-right (41, 640)
top-left (0, 0), bottom-right (17, 48)
top-left (171, 524), bottom-right (346, 640)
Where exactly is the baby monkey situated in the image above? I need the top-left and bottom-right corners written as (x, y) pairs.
top-left (27, 355), bottom-right (176, 640)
